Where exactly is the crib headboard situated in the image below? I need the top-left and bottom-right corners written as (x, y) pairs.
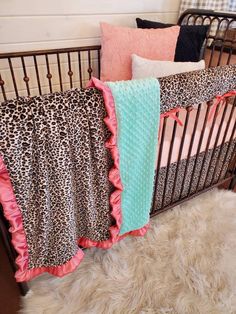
top-left (0, 9), bottom-right (235, 102)
top-left (178, 9), bottom-right (236, 67)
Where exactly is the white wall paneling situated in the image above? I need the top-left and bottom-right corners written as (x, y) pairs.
top-left (0, 0), bottom-right (180, 16)
top-left (0, 0), bottom-right (181, 52)
top-left (0, 0), bottom-right (181, 99)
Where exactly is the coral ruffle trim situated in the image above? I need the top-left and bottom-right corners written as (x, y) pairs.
top-left (79, 77), bottom-right (149, 249)
top-left (0, 156), bottom-right (84, 282)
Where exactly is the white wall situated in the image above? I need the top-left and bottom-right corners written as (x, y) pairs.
top-left (0, 0), bottom-right (181, 52)
top-left (0, 0), bottom-right (181, 100)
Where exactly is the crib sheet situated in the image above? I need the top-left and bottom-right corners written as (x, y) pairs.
top-left (158, 102), bottom-right (236, 168)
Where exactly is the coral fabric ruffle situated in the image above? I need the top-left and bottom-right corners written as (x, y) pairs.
top-left (0, 156), bottom-right (84, 282)
top-left (79, 77), bottom-right (150, 247)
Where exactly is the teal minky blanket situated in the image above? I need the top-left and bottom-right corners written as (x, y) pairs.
top-left (106, 78), bottom-right (160, 235)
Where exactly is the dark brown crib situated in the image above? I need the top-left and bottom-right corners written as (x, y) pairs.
top-left (0, 9), bottom-right (235, 296)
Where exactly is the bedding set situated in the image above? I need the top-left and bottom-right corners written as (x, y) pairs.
top-left (0, 18), bottom-right (235, 282)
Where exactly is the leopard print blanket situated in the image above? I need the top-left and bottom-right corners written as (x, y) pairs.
top-left (0, 88), bottom-right (113, 269)
top-left (0, 64), bottom-right (235, 275)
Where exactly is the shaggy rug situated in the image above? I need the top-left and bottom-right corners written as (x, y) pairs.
top-left (21, 189), bottom-right (236, 314)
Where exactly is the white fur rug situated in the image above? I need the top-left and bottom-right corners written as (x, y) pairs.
top-left (21, 189), bottom-right (236, 314)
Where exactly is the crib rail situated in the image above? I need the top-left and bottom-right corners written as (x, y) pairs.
top-left (178, 9), bottom-right (236, 67)
top-left (0, 10), bottom-right (235, 102)
top-left (0, 45), bottom-right (101, 102)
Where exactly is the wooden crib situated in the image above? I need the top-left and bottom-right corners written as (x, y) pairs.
top-left (0, 9), bottom-right (235, 295)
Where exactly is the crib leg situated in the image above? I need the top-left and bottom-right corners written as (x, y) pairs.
top-left (0, 209), bottom-right (29, 296)
top-left (229, 173), bottom-right (236, 191)
top-left (17, 281), bottom-right (29, 297)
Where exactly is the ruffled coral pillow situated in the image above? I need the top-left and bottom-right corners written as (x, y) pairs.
top-left (100, 22), bottom-right (180, 82)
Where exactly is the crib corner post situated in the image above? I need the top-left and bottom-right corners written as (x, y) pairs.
top-left (228, 170), bottom-right (236, 191)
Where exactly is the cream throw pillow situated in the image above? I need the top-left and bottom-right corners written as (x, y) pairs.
top-left (132, 54), bottom-right (205, 79)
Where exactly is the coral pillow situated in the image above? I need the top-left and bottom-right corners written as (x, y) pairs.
top-left (100, 22), bottom-right (180, 81)
top-left (132, 54), bottom-right (205, 79)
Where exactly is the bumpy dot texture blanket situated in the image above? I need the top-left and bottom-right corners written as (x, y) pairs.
top-left (107, 78), bottom-right (160, 234)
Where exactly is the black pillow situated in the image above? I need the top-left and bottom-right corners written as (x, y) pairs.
top-left (136, 18), bottom-right (209, 62)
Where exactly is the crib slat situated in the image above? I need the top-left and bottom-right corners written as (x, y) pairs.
top-left (210, 98), bottom-right (236, 185)
top-left (57, 53), bottom-right (63, 92)
top-left (224, 140), bottom-right (236, 179)
top-left (219, 132), bottom-right (236, 181)
top-left (230, 151), bottom-right (236, 178)
top-left (45, 54), bottom-right (52, 93)
top-left (171, 107), bottom-right (191, 203)
top-left (33, 55), bottom-right (42, 96)
top-left (21, 57), bottom-right (30, 96)
top-left (97, 49), bottom-right (101, 79)
top-left (208, 18), bottom-right (222, 67)
top-left (179, 103), bottom-right (202, 198)
top-left (203, 98), bottom-right (229, 188)
top-left (0, 73), bottom-right (7, 101)
top-left (67, 52), bottom-right (73, 89)
top-left (217, 106), bottom-right (236, 181)
top-left (187, 102), bottom-right (211, 196)
top-left (151, 116), bottom-right (167, 213)
top-left (217, 45), bottom-right (225, 67)
top-left (201, 16), bottom-right (211, 59)
top-left (161, 113), bottom-right (179, 208)
top-left (195, 99), bottom-right (221, 192)
top-left (216, 22), bottom-right (230, 67)
top-left (78, 51), bottom-right (83, 88)
top-left (8, 57), bottom-right (19, 98)
top-left (87, 50), bottom-right (92, 79)
top-left (226, 48), bottom-right (233, 65)
top-left (208, 44), bottom-right (216, 67)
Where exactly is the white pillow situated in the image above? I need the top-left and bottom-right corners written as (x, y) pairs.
top-left (132, 54), bottom-right (205, 79)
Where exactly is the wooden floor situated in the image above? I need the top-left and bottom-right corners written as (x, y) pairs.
top-left (0, 184), bottom-right (235, 314)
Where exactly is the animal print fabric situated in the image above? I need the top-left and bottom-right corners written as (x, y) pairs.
top-left (153, 139), bottom-right (236, 211)
top-left (159, 64), bottom-right (236, 113)
top-left (0, 88), bottom-right (113, 268)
